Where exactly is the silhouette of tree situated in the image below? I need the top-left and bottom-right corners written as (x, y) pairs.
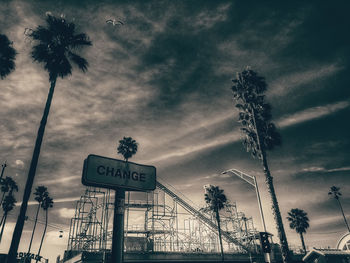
top-left (0, 34), bottom-right (16, 79)
top-left (36, 195), bottom-right (54, 263)
top-left (0, 194), bottom-right (16, 243)
top-left (329, 186), bottom-right (350, 232)
top-left (27, 186), bottom-right (48, 256)
top-left (287, 208), bottom-right (309, 254)
top-left (0, 177), bottom-right (18, 207)
top-left (204, 185), bottom-right (227, 262)
top-left (8, 15), bottom-right (92, 261)
top-left (232, 68), bottom-right (291, 262)
top-left (117, 137), bottom-right (138, 162)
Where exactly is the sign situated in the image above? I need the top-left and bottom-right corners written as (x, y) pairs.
top-left (82, 154), bottom-right (156, 191)
top-left (16, 252), bottom-right (44, 262)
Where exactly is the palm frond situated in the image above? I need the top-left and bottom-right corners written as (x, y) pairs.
top-left (286, 208), bottom-right (309, 234)
top-left (29, 26), bottom-right (52, 43)
top-left (30, 14), bottom-right (91, 81)
top-left (2, 194), bottom-right (16, 212)
top-left (117, 137), bottom-right (138, 161)
top-left (0, 34), bottom-right (17, 79)
top-left (70, 33), bottom-right (92, 48)
top-left (68, 52), bottom-right (88, 72)
top-left (232, 68), bottom-right (281, 157)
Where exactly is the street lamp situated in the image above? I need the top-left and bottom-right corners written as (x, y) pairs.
top-left (222, 169), bottom-right (271, 263)
top-left (222, 169), bottom-right (266, 232)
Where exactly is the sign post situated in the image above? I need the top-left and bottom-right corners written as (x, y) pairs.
top-left (82, 154), bottom-right (156, 263)
top-left (112, 189), bottom-right (125, 263)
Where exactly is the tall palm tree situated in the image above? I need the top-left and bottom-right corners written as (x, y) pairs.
top-left (117, 137), bottom-right (138, 162)
top-left (232, 68), bottom-right (291, 263)
top-left (286, 208), bottom-right (309, 254)
top-left (204, 185), bottom-right (227, 262)
top-left (36, 195), bottom-right (53, 263)
top-left (27, 186), bottom-right (48, 256)
top-left (329, 186), bottom-right (350, 232)
top-left (0, 34), bottom-right (16, 79)
top-left (0, 177), bottom-right (18, 207)
top-left (8, 15), bottom-right (92, 261)
top-left (0, 194), bottom-right (16, 243)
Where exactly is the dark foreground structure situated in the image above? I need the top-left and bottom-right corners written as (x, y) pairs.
top-left (60, 251), bottom-right (265, 263)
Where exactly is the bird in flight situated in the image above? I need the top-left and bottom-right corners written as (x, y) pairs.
top-left (106, 18), bottom-right (124, 26)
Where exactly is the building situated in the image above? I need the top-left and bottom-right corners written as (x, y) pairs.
top-left (303, 248), bottom-right (350, 263)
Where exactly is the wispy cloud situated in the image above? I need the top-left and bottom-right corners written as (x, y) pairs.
top-left (269, 63), bottom-right (342, 97)
top-left (17, 196), bottom-right (81, 206)
top-left (301, 166), bottom-right (350, 173)
top-left (189, 3), bottom-right (231, 30)
top-left (143, 99), bottom-right (349, 164)
top-left (278, 100), bottom-right (350, 127)
top-left (55, 208), bottom-right (76, 219)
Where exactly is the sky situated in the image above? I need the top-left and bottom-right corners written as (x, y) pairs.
top-left (1, 0), bottom-right (350, 261)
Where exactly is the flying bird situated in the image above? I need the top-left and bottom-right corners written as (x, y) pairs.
top-left (106, 18), bottom-right (124, 26)
top-left (24, 28), bottom-right (33, 36)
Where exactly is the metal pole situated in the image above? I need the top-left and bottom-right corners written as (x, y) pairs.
top-left (223, 169), bottom-right (271, 262)
top-left (253, 176), bottom-right (271, 263)
top-left (111, 189), bottom-right (125, 263)
top-left (253, 176), bottom-right (266, 233)
top-left (0, 162), bottom-right (7, 181)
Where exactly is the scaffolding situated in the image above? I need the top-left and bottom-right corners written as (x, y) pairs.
top-left (66, 179), bottom-right (258, 255)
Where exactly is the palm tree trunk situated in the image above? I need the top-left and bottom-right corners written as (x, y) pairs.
top-left (7, 79), bottom-right (57, 263)
top-left (251, 109), bottom-right (291, 263)
top-left (0, 213), bottom-right (8, 243)
top-left (0, 213), bottom-right (6, 230)
top-left (261, 153), bottom-right (291, 262)
top-left (28, 204), bottom-right (41, 254)
top-left (216, 210), bottom-right (224, 262)
top-left (337, 198), bottom-right (350, 232)
top-left (36, 209), bottom-right (48, 263)
top-left (0, 191), bottom-right (6, 207)
top-left (299, 232), bottom-right (306, 254)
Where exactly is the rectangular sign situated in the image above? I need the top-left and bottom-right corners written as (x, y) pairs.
top-left (82, 154), bottom-right (156, 191)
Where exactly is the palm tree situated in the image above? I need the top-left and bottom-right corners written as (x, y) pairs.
top-left (204, 185), bottom-right (227, 262)
top-left (8, 15), bottom-right (92, 261)
top-left (27, 186), bottom-right (48, 256)
top-left (231, 68), bottom-right (291, 263)
top-left (0, 194), bottom-right (16, 243)
top-left (36, 195), bottom-right (53, 263)
top-left (0, 177), bottom-right (10, 207)
top-left (117, 137), bottom-right (138, 162)
top-left (329, 186), bottom-right (350, 232)
top-left (0, 34), bottom-right (16, 79)
top-left (112, 137), bottom-right (139, 263)
top-left (286, 208), bottom-right (309, 254)
top-left (0, 177), bottom-right (18, 207)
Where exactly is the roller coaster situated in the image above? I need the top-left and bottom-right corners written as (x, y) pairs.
top-left (65, 177), bottom-right (260, 260)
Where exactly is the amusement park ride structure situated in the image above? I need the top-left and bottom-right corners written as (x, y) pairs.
top-left (65, 177), bottom-right (260, 257)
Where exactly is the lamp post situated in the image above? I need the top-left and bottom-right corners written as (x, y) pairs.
top-left (222, 169), bottom-right (270, 263)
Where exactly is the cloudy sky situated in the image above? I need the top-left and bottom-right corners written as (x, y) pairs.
top-left (1, 0), bottom-right (350, 261)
